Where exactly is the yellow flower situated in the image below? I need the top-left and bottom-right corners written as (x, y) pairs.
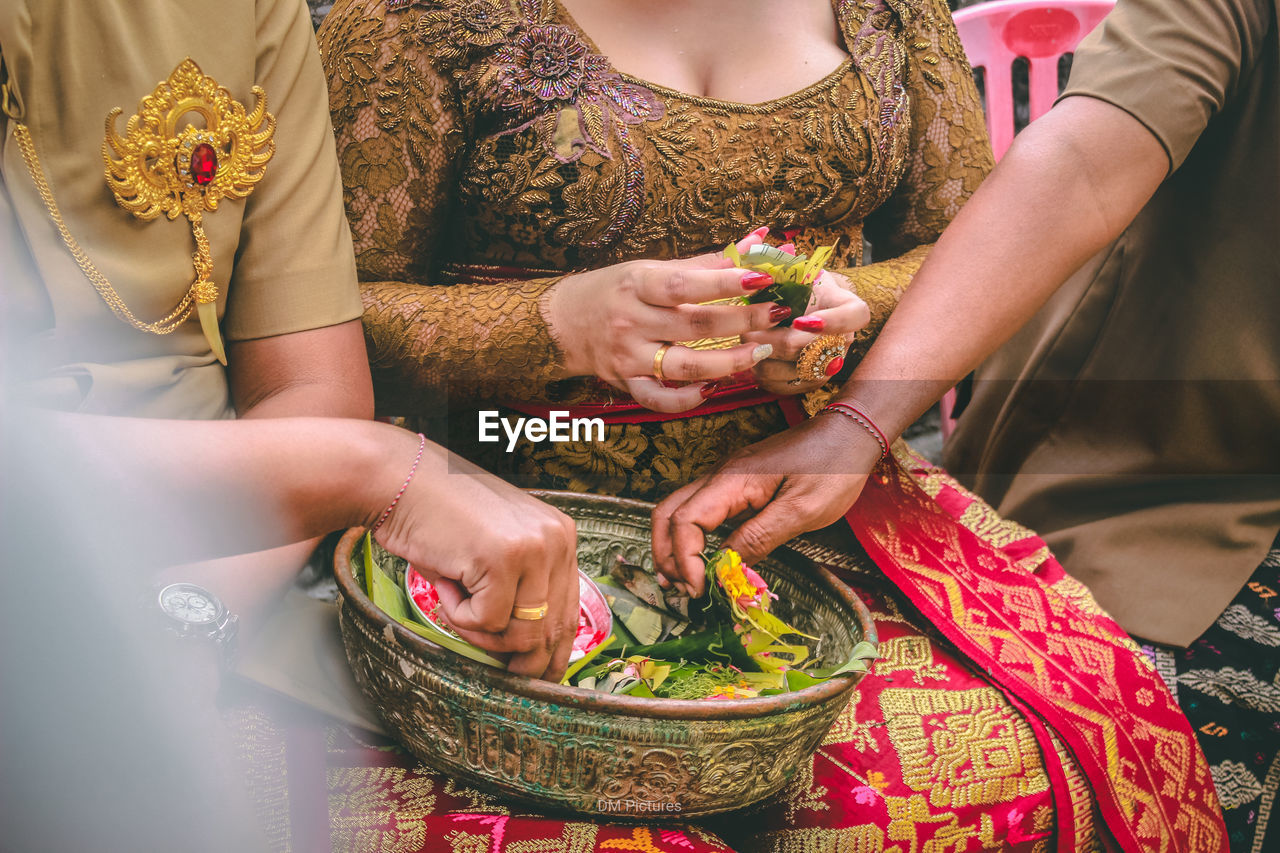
top-left (714, 549), bottom-right (759, 606)
top-left (706, 683), bottom-right (760, 700)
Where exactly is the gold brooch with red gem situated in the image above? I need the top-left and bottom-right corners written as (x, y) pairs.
top-left (103, 58), bottom-right (276, 364)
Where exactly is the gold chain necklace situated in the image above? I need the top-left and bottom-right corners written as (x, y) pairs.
top-left (13, 121), bottom-right (202, 335)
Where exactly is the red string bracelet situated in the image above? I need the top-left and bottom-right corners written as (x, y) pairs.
top-left (370, 432), bottom-right (427, 534)
top-left (820, 401), bottom-right (889, 459)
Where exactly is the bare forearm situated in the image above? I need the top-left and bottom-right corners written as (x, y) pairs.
top-left (838, 97), bottom-right (1168, 438)
top-left (21, 412), bottom-right (420, 565)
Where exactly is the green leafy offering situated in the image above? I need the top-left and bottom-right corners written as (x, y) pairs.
top-left (724, 241), bottom-right (835, 327)
top-left (361, 533), bottom-right (877, 700)
top-left (592, 577), bottom-right (683, 645)
top-left (362, 534), bottom-right (504, 668)
top-left (570, 548), bottom-right (878, 700)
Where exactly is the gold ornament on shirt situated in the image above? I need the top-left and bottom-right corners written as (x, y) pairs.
top-left (98, 58), bottom-right (276, 364)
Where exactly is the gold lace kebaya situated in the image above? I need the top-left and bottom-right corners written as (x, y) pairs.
top-left (11, 58), bottom-right (276, 366)
top-left (319, 0), bottom-right (993, 498)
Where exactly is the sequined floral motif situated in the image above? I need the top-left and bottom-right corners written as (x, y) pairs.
top-left (476, 20), bottom-right (664, 158)
top-left (471, 22), bottom-right (663, 245)
top-left (414, 0), bottom-right (517, 63)
top-left (497, 24), bottom-right (589, 102)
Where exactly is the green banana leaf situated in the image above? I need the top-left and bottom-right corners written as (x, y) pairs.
top-left (593, 578), bottom-right (683, 644)
top-left (617, 621), bottom-right (757, 672)
top-left (362, 534), bottom-right (504, 668)
top-left (746, 280), bottom-right (813, 326)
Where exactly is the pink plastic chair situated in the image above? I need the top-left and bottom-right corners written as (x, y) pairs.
top-left (955, 0), bottom-right (1115, 159)
top-left (938, 0), bottom-right (1115, 438)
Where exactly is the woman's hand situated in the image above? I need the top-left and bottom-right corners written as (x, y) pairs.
top-left (651, 414), bottom-right (882, 595)
top-left (372, 436), bottom-right (580, 681)
top-left (744, 270), bottom-right (871, 396)
top-left (548, 251), bottom-right (784, 413)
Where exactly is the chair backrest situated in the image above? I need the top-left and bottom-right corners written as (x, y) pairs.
top-left (954, 0), bottom-right (1115, 159)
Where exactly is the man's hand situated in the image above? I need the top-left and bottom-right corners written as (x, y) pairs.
top-left (652, 414), bottom-right (881, 595)
top-left (373, 440), bottom-right (579, 681)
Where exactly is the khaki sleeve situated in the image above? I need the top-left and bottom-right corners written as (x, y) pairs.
top-left (1061, 0), bottom-right (1272, 171)
top-left (222, 0), bottom-right (363, 341)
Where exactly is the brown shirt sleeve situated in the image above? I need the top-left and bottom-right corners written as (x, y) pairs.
top-left (222, 0), bottom-right (363, 341)
top-left (1061, 0), bottom-right (1273, 170)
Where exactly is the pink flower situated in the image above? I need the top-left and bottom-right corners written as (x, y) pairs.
top-left (851, 785), bottom-right (879, 805)
top-left (739, 565), bottom-right (772, 607)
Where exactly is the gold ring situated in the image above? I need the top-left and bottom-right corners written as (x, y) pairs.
top-left (652, 343), bottom-right (673, 382)
top-left (512, 602), bottom-right (549, 621)
top-left (795, 334), bottom-right (848, 382)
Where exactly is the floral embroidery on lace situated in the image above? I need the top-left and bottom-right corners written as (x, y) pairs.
top-left (414, 0), bottom-right (518, 64)
top-left (465, 17), bottom-right (664, 245)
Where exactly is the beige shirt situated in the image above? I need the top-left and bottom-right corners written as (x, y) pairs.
top-left (947, 0), bottom-right (1280, 645)
top-left (0, 0), bottom-right (361, 418)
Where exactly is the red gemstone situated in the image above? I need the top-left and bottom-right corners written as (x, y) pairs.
top-left (190, 143), bottom-right (218, 186)
top-left (824, 356), bottom-right (845, 376)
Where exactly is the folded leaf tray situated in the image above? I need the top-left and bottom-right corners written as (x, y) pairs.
top-left (333, 491), bottom-right (877, 820)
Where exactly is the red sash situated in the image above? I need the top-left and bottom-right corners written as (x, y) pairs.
top-left (848, 451), bottom-right (1227, 852)
top-left (507, 376), bottom-right (778, 424)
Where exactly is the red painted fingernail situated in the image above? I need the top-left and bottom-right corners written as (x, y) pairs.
top-left (777, 242), bottom-right (796, 254)
top-left (825, 356), bottom-right (845, 376)
top-left (768, 304), bottom-right (792, 322)
top-left (793, 316), bottom-right (824, 332)
top-left (700, 381), bottom-right (723, 399)
top-left (741, 272), bottom-right (773, 290)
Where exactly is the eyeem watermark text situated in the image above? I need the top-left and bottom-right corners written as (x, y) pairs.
top-left (478, 410), bottom-right (605, 452)
top-left (596, 799), bottom-right (683, 814)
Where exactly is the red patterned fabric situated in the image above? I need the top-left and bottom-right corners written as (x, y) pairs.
top-left (237, 455), bottom-right (1228, 852)
top-left (242, 708), bottom-right (738, 852)
top-left (707, 579), bottom-right (1069, 853)
top-left (844, 449), bottom-right (1229, 852)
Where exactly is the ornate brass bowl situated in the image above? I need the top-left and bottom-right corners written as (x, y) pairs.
top-left (333, 491), bottom-right (877, 820)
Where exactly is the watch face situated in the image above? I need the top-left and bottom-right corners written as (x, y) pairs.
top-left (158, 584), bottom-right (220, 626)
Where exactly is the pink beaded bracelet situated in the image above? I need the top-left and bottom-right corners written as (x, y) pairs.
top-left (820, 401), bottom-right (889, 459)
top-left (370, 432), bottom-right (427, 534)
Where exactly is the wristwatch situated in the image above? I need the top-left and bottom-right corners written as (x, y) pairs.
top-left (156, 582), bottom-right (238, 652)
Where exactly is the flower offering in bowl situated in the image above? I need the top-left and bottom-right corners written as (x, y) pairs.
top-left (333, 491), bottom-right (878, 819)
top-left (403, 565), bottom-right (613, 664)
